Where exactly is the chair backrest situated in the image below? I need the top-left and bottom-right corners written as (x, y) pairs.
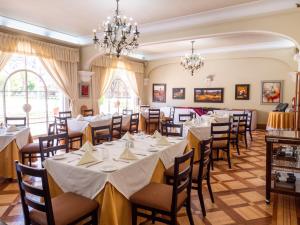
top-left (140, 105), bottom-right (150, 111)
top-left (232, 113), bottom-right (248, 133)
top-left (58, 111), bottom-right (72, 119)
top-left (54, 117), bottom-right (68, 134)
top-left (129, 113), bottom-right (139, 133)
top-left (91, 125), bottom-right (112, 145)
top-left (244, 110), bottom-right (252, 129)
top-left (197, 137), bottom-right (213, 181)
top-left (171, 150), bottom-right (194, 213)
top-left (161, 123), bottom-right (183, 137)
top-left (111, 116), bottom-right (123, 138)
top-left (178, 113), bottom-right (193, 122)
top-left (122, 109), bottom-right (133, 115)
top-left (148, 109), bottom-right (160, 122)
top-left (15, 161), bottom-right (55, 225)
top-left (211, 122), bottom-right (231, 147)
top-left (47, 123), bottom-right (56, 147)
top-left (83, 109), bottom-right (94, 117)
top-left (39, 133), bottom-right (69, 163)
top-left (5, 117), bottom-right (26, 127)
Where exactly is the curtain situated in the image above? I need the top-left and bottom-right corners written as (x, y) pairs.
top-left (91, 66), bottom-right (108, 114)
top-left (0, 51), bottom-right (11, 71)
top-left (40, 58), bottom-right (79, 115)
top-left (121, 70), bottom-right (139, 98)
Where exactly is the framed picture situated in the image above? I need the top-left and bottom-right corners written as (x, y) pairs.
top-left (194, 88), bottom-right (224, 103)
top-left (79, 82), bottom-right (90, 98)
top-left (172, 88), bottom-right (185, 99)
top-left (261, 80), bottom-right (283, 104)
top-left (153, 83), bottom-right (166, 102)
top-left (235, 84), bottom-right (250, 100)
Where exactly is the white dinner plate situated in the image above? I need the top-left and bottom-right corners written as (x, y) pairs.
top-left (100, 165), bottom-right (118, 172)
top-left (52, 154), bottom-right (67, 160)
top-left (103, 142), bottom-right (113, 146)
top-left (148, 148), bottom-right (159, 152)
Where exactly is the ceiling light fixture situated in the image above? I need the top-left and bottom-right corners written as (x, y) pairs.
top-left (180, 41), bottom-right (204, 76)
top-left (92, 0), bottom-right (139, 57)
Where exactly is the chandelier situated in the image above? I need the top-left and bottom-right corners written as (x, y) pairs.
top-left (92, 0), bottom-right (139, 57)
top-left (180, 41), bottom-right (204, 76)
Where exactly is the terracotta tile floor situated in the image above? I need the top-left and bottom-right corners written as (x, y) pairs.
top-left (0, 130), bottom-right (278, 224)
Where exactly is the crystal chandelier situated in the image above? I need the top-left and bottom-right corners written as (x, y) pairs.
top-left (92, 0), bottom-right (139, 57)
top-left (180, 41), bottom-right (204, 76)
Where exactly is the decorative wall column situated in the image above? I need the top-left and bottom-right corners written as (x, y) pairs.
top-left (294, 53), bottom-right (300, 130)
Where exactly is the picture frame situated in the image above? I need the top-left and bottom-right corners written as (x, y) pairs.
top-left (172, 88), bottom-right (185, 100)
top-left (235, 84), bottom-right (250, 100)
top-left (261, 80), bottom-right (283, 104)
top-left (152, 83), bottom-right (166, 103)
top-left (79, 82), bottom-right (90, 98)
top-left (194, 88), bottom-right (224, 103)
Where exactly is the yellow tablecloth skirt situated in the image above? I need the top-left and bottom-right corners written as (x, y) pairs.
top-left (48, 160), bottom-right (166, 225)
top-left (267, 112), bottom-right (295, 130)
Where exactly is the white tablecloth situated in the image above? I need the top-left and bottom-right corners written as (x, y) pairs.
top-left (44, 135), bottom-right (187, 199)
top-left (0, 127), bottom-right (30, 152)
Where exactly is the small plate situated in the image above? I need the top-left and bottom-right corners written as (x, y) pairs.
top-left (100, 165), bottom-right (118, 172)
top-left (52, 154), bottom-right (67, 160)
top-left (103, 142), bottom-right (113, 146)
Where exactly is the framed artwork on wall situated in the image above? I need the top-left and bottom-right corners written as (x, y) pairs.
top-left (153, 83), bottom-right (167, 102)
top-left (235, 84), bottom-right (250, 100)
top-left (79, 82), bottom-right (90, 98)
top-left (172, 88), bottom-right (185, 99)
top-left (261, 80), bottom-right (283, 104)
top-left (194, 88), bottom-right (224, 103)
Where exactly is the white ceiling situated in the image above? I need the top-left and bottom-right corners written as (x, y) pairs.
top-left (0, 0), bottom-right (258, 36)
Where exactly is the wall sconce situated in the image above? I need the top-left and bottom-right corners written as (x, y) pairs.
top-left (78, 71), bottom-right (95, 82)
top-left (205, 74), bottom-right (215, 86)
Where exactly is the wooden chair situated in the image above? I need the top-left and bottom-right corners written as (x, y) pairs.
top-left (178, 113), bottom-right (193, 122)
top-left (244, 110), bottom-right (253, 141)
top-left (58, 111), bottom-right (72, 119)
top-left (122, 109), bottom-right (133, 115)
top-left (165, 138), bottom-right (214, 217)
top-left (15, 161), bottom-right (99, 225)
top-left (55, 117), bottom-right (83, 149)
top-left (91, 125), bottom-right (112, 145)
top-left (161, 123), bottom-right (183, 137)
top-left (211, 122), bottom-right (231, 169)
top-left (5, 117), bottom-right (26, 127)
top-left (20, 123), bottom-right (55, 166)
top-left (162, 107), bottom-right (175, 124)
top-left (130, 150), bottom-right (195, 225)
top-left (231, 113), bottom-right (248, 149)
top-left (145, 109), bottom-right (160, 133)
top-left (83, 109), bottom-right (94, 117)
top-left (140, 105), bottom-right (150, 111)
top-left (129, 113), bottom-right (139, 133)
top-left (39, 133), bottom-right (69, 164)
top-left (111, 116), bottom-right (123, 139)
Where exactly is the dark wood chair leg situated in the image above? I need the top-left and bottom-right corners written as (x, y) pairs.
top-left (186, 197), bottom-right (195, 225)
top-left (249, 130), bottom-right (253, 141)
top-left (211, 155), bottom-right (214, 170)
top-left (80, 137), bottom-right (83, 148)
top-left (236, 139), bottom-right (240, 155)
top-left (207, 176), bottom-right (214, 203)
top-left (92, 209), bottom-right (98, 225)
top-left (132, 205), bottom-right (137, 225)
top-left (197, 184), bottom-right (206, 217)
top-left (29, 154), bottom-right (32, 167)
top-left (227, 149), bottom-right (231, 169)
top-left (217, 149), bottom-right (219, 160)
top-left (21, 153), bottom-right (25, 164)
top-left (171, 214), bottom-right (177, 225)
top-left (244, 133), bottom-right (248, 148)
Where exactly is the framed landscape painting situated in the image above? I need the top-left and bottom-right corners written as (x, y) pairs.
top-left (235, 84), bottom-right (250, 100)
top-left (172, 88), bottom-right (185, 99)
top-left (194, 88), bottom-right (224, 103)
top-left (79, 82), bottom-right (90, 98)
top-left (261, 80), bottom-right (283, 104)
top-left (153, 83), bottom-right (166, 102)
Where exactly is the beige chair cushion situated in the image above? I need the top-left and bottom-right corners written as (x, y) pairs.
top-left (20, 143), bottom-right (46, 154)
top-left (212, 140), bottom-right (228, 148)
top-left (130, 183), bottom-right (187, 212)
top-left (68, 131), bottom-right (83, 139)
top-left (29, 192), bottom-right (98, 225)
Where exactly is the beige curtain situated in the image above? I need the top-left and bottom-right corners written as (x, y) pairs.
top-left (91, 66), bottom-right (108, 114)
top-left (0, 51), bottom-right (11, 70)
top-left (41, 58), bottom-right (79, 115)
top-left (135, 72), bottom-right (144, 103)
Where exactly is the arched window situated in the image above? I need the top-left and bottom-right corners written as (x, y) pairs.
top-left (0, 54), bottom-right (65, 136)
top-left (101, 69), bottom-right (138, 114)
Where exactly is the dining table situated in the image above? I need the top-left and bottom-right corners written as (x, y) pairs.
top-left (0, 126), bottom-right (32, 179)
top-left (44, 134), bottom-right (187, 225)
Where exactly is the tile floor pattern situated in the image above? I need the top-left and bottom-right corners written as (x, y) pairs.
top-left (0, 130), bottom-right (274, 225)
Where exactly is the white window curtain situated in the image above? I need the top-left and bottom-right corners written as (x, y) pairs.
top-left (0, 51), bottom-right (11, 71)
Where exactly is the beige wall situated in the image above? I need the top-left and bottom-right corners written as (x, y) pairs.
top-left (144, 48), bottom-right (297, 125)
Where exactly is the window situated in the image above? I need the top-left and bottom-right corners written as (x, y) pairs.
top-left (0, 54), bottom-right (66, 136)
top-left (101, 69), bottom-right (139, 114)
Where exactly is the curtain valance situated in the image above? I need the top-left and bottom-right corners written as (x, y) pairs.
top-left (91, 55), bottom-right (145, 73)
top-left (0, 32), bottom-right (79, 63)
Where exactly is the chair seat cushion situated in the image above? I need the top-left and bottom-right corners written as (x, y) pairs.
top-left (130, 183), bottom-right (187, 212)
top-left (29, 192), bottom-right (98, 225)
top-left (212, 140), bottom-right (228, 148)
top-left (68, 131), bottom-right (83, 139)
top-left (20, 143), bottom-right (43, 153)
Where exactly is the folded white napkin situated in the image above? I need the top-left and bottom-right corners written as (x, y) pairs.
top-left (122, 131), bottom-right (134, 141)
top-left (6, 125), bottom-right (17, 132)
top-left (77, 150), bottom-right (98, 165)
top-left (152, 130), bottom-right (162, 138)
top-left (76, 114), bottom-right (84, 121)
top-left (80, 141), bottom-right (96, 152)
top-left (119, 148), bottom-right (138, 160)
top-left (156, 136), bottom-right (170, 146)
